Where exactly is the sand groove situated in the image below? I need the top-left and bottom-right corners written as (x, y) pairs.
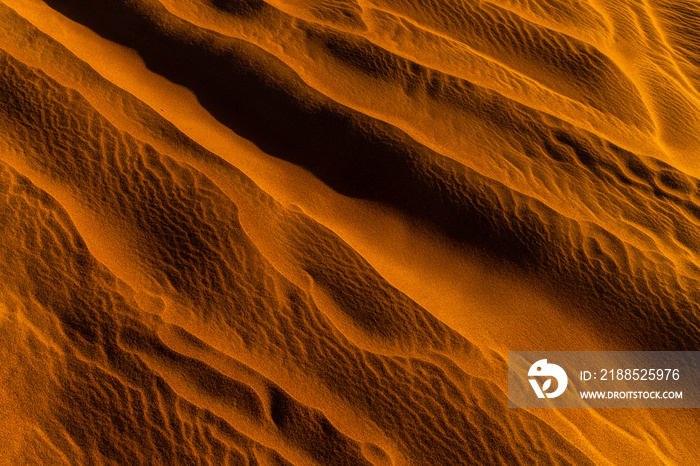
top-left (1, 0), bottom-right (700, 464)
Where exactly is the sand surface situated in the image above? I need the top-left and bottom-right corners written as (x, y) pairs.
top-left (1, 0), bottom-right (699, 464)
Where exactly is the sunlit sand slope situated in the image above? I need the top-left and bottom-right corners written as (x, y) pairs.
top-left (1, 0), bottom-right (700, 464)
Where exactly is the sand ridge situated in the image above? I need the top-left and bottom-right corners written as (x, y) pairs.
top-left (1, 0), bottom-right (700, 464)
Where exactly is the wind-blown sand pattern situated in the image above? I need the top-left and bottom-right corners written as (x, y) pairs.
top-left (1, 0), bottom-right (700, 464)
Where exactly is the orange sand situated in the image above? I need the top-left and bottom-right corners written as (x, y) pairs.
top-left (1, 0), bottom-right (699, 464)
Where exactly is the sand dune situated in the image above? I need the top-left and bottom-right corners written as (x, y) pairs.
top-left (1, 0), bottom-right (699, 464)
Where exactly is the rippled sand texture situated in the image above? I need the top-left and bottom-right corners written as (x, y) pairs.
top-left (1, 0), bottom-right (700, 464)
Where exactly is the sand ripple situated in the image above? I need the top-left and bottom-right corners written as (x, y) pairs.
top-left (1, 0), bottom-right (699, 464)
